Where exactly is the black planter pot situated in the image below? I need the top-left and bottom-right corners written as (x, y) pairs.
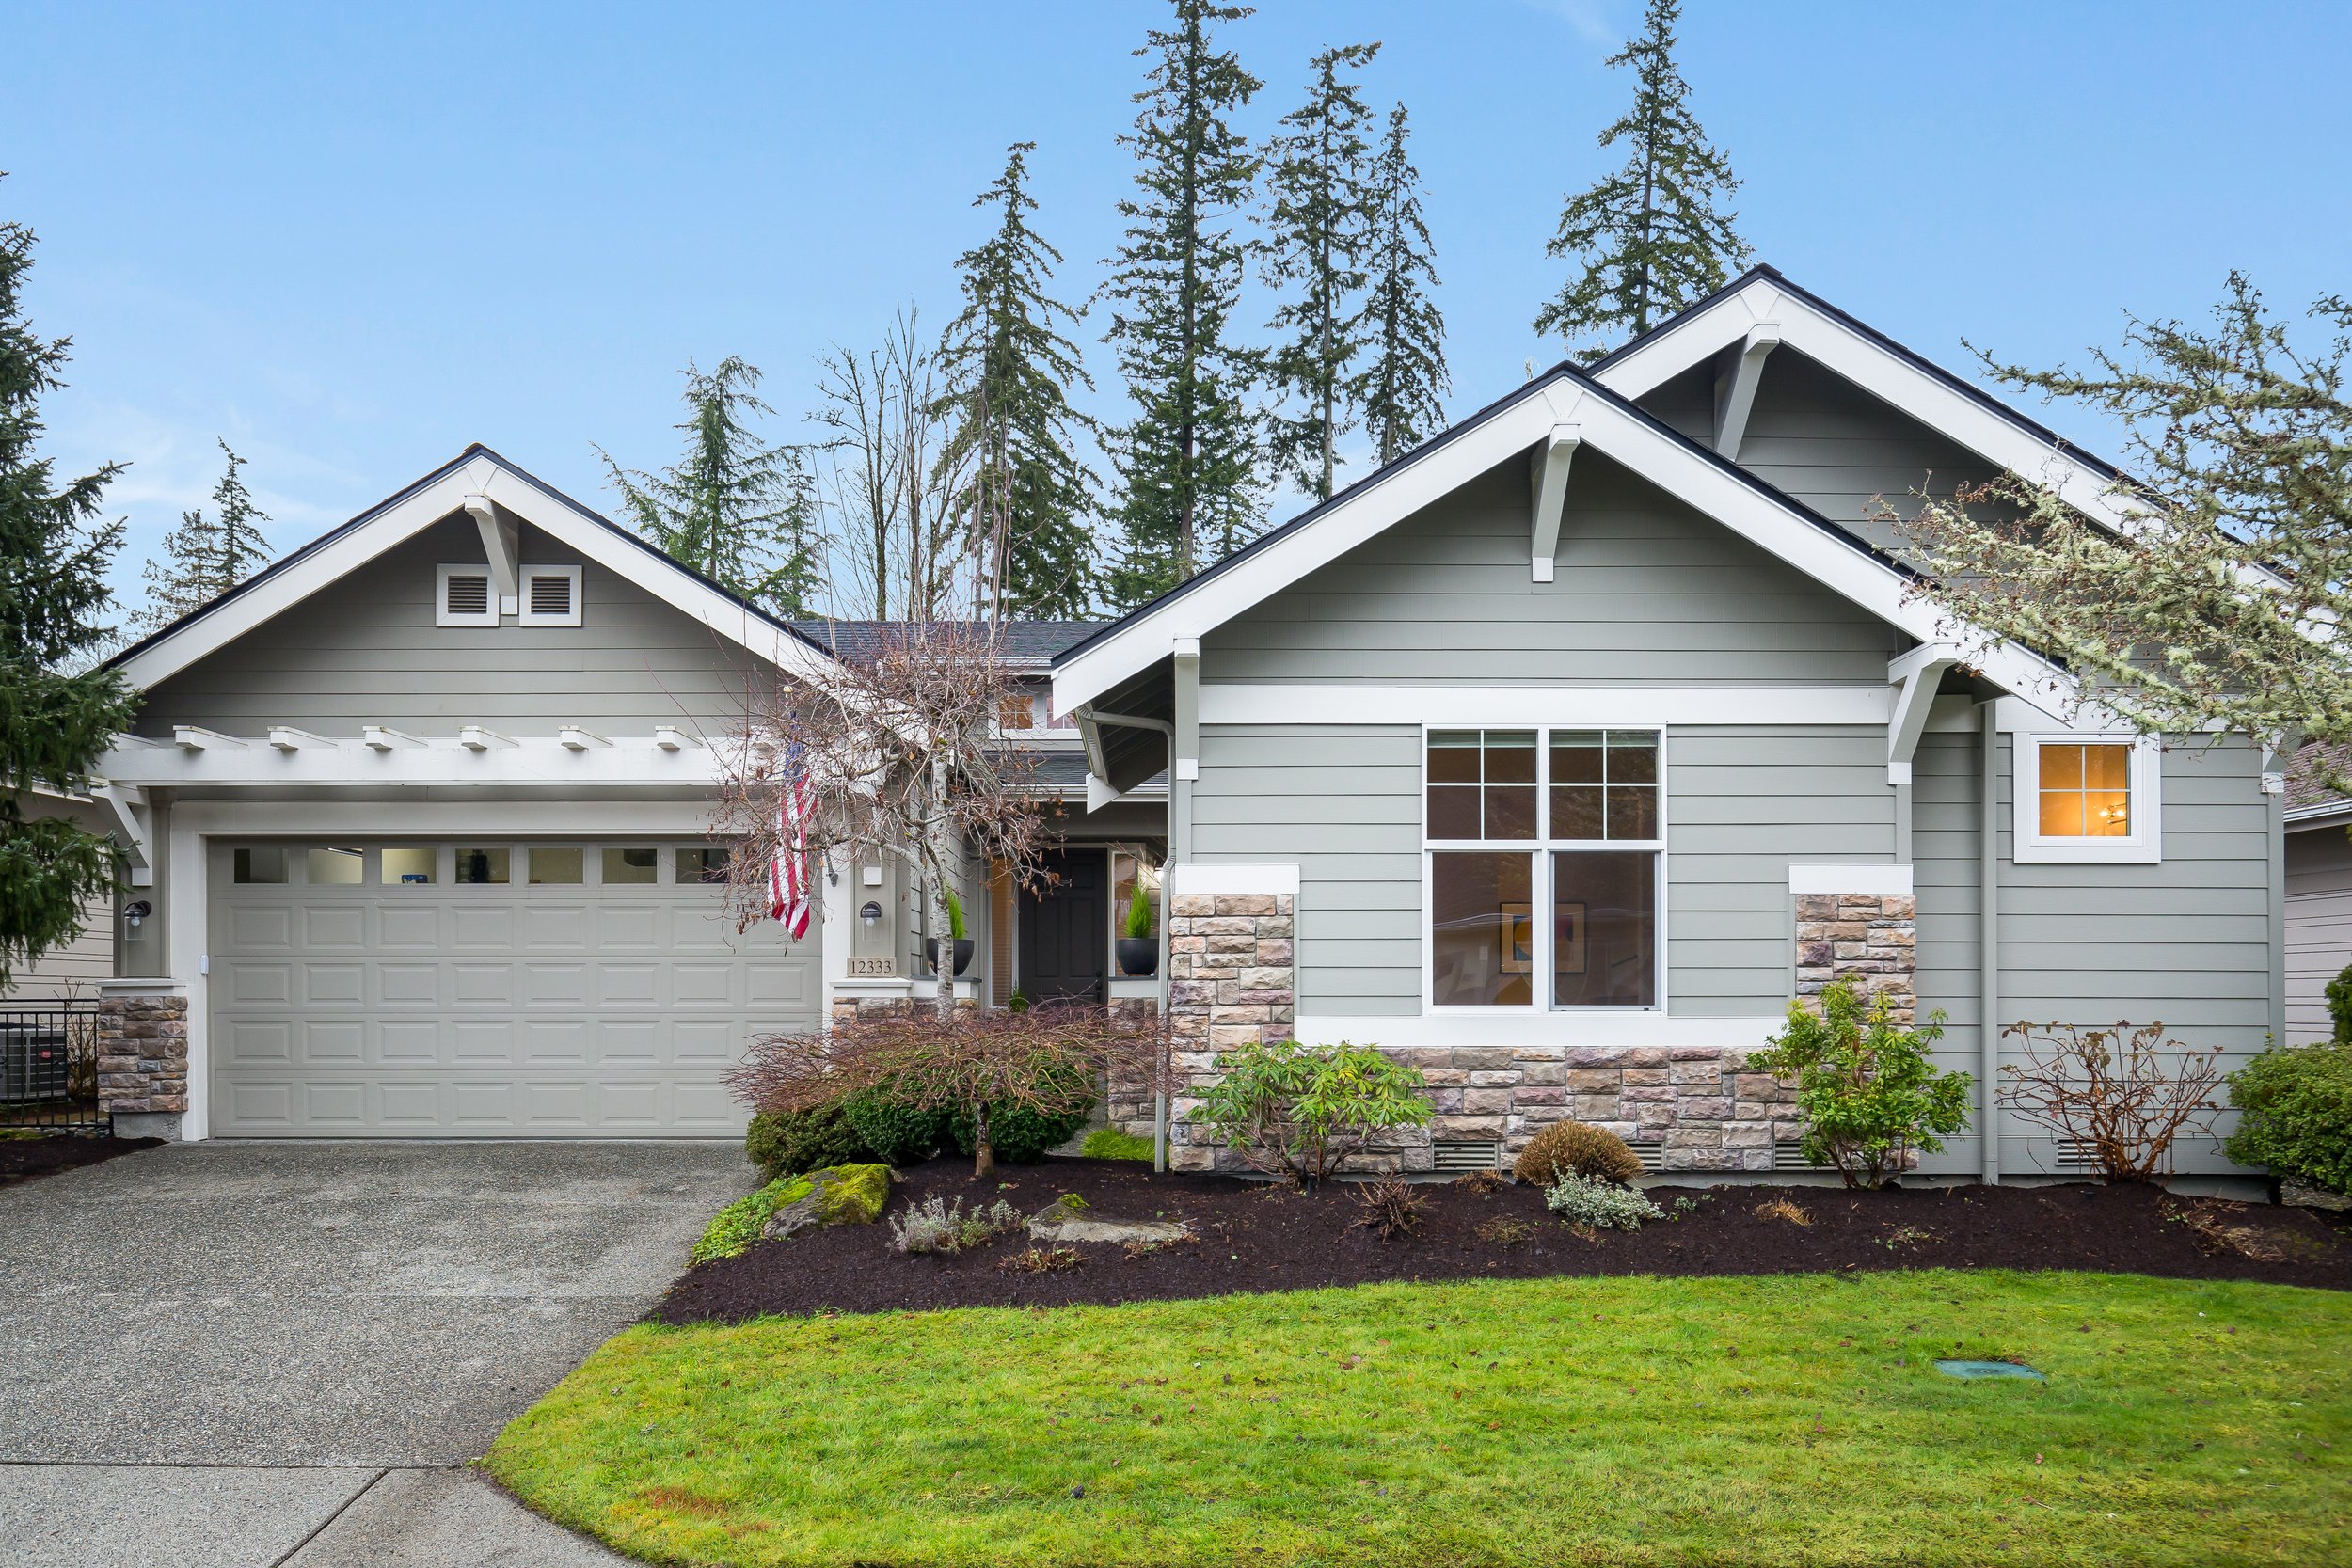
top-left (925, 937), bottom-right (976, 977)
top-left (1116, 936), bottom-right (1160, 978)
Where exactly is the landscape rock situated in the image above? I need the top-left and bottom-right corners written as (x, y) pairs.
top-left (2281, 1177), bottom-right (2352, 1212)
top-left (761, 1163), bottom-right (894, 1240)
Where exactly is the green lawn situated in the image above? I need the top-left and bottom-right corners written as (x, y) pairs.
top-left (488, 1271), bottom-right (2351, 1567)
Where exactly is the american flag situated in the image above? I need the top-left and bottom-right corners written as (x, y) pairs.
top-left (769, 742), bottom-right (815, 940)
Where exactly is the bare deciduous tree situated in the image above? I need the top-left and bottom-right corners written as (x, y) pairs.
top-left (1998, 1020), bottom-right (2223, 1181)
top-left (717, 621), bottom-right (1050, 1022)
top-left (725, 1002), bottom-right (1172, 1179)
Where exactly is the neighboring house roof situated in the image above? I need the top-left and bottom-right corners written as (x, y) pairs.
top-left (109, 444), bottom-right (845, 692)
top-left (789, 619), bottom-right (1104, 669)
top-left (1049, 340), bottom-right (2076, 721)
top-left (2290, 741), bottom-right (2352, 825)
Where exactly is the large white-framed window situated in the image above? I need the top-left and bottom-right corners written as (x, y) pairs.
top-left (2013, 734), bottom-right (2162, 863)
top-left (1423, 726), bottom-right (1663, 1011)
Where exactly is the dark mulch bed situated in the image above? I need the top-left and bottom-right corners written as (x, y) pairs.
top-left (655, 1156), bottom-right (2352, 1325)
top-left (0, 1132), bottom-right (160, 1190)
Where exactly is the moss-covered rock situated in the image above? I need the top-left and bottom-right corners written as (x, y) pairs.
top-left (691, 1163), bottom-right (894, 1265)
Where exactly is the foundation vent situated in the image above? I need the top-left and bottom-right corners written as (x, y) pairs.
top-left (1431, 1140), bottom-right (1502, 1173)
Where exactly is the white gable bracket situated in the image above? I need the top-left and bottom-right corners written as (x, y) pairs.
top-left (92, 782), bottom-right (152, 888)
top-left (1886, 641), bottom-right (1961, 784)
top-left (1712, 324), bottom-right (1781, 460)
top-left (1529, 424), bottom-right (1580, 584)
top-left (464, 493), bottom-right (521, 614)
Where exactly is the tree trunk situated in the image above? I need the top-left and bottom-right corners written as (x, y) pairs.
top-left (973, 1101), bottom-right (995, 1180)
top-left (927, 756), bottom-right (957, 1022)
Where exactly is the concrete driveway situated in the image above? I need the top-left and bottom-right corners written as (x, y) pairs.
top-left (0, 1140), bottom-right (749, 1566)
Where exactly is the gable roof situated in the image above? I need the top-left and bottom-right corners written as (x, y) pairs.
top-left (789, 619), bottom-right (1104, 669)
top-left (111, 444), bottom-right (843, 692)
top-left (1586, 264), bottom-right (2143, 535)
top-left (1050, 353), bottom-right (2074, 721)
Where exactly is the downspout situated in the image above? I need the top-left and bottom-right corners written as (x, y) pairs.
top-left (1979, 700), bottom-right (2001, 1186)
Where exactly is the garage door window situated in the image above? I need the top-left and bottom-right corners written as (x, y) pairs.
top-left (678, 846), bottom-right (730, 884)
top-left (454, 847), bottom-right (510, 884)
top-left (529, 847), bottom-right (584, 885)
top-left (233, 847), bottom-right (288, 883)
top-left (604, 847), bottom-right (659, 884)
top-left (381, 847), bottom-right (436, 884)
top-left (308, 847), bottom-right (364, 885)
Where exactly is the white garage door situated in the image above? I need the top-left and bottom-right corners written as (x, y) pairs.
top-left (209, 840), bottom-right (818, 1136)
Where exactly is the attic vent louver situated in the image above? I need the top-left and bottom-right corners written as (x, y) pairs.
top-left (529, 574), bottom-right (571, 617)
top-left (436, 564), bottom-right (498, 627)
top-left (518, 564), bottom-right (582, 626)
top-left (446, 575), bottom-right (489, 615)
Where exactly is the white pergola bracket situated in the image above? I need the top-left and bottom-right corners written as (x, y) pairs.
top-left (559, 726), bottom-right (612, 751)
top-left (1712, 324), bottom-right (1782, 460)
top-left (92, 782), bottom-right (152, 888)
top-left (1887, 641), bottom-right (1961, 784)
top-left (464, 493), bottom-right (521, 616)
top-left (653, 725), bottom-right (702, 752)
top-left (174, 725), bottom-right (246, 751)
top-left (1529, 424), bottom-right (1581, 583)
top-left (268, 725), bottom-right (336, 752)
top-left (363, 724), bottom-right (426, 751)
top-left (459, 725), bottom-right (517, 752)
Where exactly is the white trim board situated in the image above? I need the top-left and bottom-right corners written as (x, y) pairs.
top-left (1200, 684), bottom-right (1900, 728)
top-left (99, 734), bottom-right (733, 789)
top-left (1789, 864), bottom-right (1913, 896)
top-left (1051, 373), bottom-right (2075, 724)
top-left (115, 447), bottom-right (842, 693)
top-left (1168, 863), bottom-right (1299, 898)
top-left (1293, 1013), bottom-right (1782, 1050)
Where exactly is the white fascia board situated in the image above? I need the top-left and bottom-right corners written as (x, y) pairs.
top-left (1788, 863), bottom-right (1914, 897)
top-left (1055, 379), bottom-right (2074, 723)
top-left (1198, 684), bottom-right (1896, 727)
top-left (1166, 863), bottom-right (1298, 898)
top-left (1590, 281), bottom-right (2143, 537)
top-left (117, 451), bottom-right (843, 692)
top-left (96, 736), bottom-right (730, 788)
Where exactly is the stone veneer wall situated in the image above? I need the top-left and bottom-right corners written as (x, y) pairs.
top-left (96, 990), bottom-right (189, 1119)
top-left (1144, 882), bottom-right (1916, 1178)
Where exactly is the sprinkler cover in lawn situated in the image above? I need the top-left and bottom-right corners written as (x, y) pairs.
top-left (1934, 1359), bottom-right (2046, 1381)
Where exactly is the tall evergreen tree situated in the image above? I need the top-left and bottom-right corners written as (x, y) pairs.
top-left (1260, 41), bottom-right (1379, 502)
top-left (139, 439), bottom-right (270, 630)
top-left (1358, 103), bottom-right (1450, 468)
top-left (939, 142), bottom-right (1102, 620)
top-left (1533, 0), bottom-right (1751, 358)
top-left (600, 356), bottom-right (822, 616)
top-left (1100, 0), bottom-right (1263, 610)
top-left (0, 197), bottom-right (138, 991)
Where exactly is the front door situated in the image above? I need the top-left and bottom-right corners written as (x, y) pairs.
top-left (1019, 850), bottom-right (1107, 1004)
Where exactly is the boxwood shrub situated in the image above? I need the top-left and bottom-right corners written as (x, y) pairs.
top-left (2226, 1040), bottom-right (2352, 1195)
top-left (745, 1102), bottom-right (874, 1183)
top-left (842, 1085), bottom-right (950, 1166)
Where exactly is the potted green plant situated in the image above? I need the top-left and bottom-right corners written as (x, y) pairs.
top-left (924, 888), bottom-right (975, 978)
top-left (1116, 879), bottom-right (1158, 977)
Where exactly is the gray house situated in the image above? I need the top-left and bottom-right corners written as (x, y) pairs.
top-left (34, 268), bottom-right (2285, 1180)
top-left (2287, 743), bottom-right (2350, 1045)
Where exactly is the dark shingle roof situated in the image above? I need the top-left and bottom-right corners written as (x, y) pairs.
top-left (2290, 741), bottom-right (2352, 816)
top-left (788, 619), bottom-right (1104, 667)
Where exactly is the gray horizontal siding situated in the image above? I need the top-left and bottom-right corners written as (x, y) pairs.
top-left (136, 514), bottom-right (771, 738)
top-left (1193, 724), bottom-right (1423, 1015)
top-left (2285, 825), bottom-right (2352, 1044)
top-left (1200, 452), bottom-right (1897, 687)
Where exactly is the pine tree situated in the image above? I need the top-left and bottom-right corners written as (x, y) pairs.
top-left (1260, 41), bottom-right (1379, 502)
top-left (139, 439), bottom-right (270, 630)
top-left (0, 197), bottom-right (139, 991)
top-left (1100, 0), bottom-right (1264, 611)
top-left (600, 356), bottom-right (822, 616)
top-left (939, 143), bottom-right (1102, 620)
top-left (1358, 103), bottom-right (1450, 467)
top-left (1533, 0), bottom-right (1751, 359)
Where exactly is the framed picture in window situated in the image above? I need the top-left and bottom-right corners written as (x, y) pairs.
top-left (1500, 900), bottom-right (1535, 974)
top-left (1555, 901), bottom-right (1587, 974)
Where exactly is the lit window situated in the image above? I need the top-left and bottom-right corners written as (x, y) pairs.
top-left (381, 847), bottom-right (436, 884)
top-left (2038, 742), bottom-right (2131, 838)
top-left (529, 847), bottom-right (584, 885)
top-left (308, 847), bottom-right (364, 885)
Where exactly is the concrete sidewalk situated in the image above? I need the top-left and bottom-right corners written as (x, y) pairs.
top-left (0, 1140), bottom-right (747, 1564)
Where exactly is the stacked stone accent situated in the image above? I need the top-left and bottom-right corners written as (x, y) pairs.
top-left (1162, 890), bottom-right (1294, 1171)
top-left (1794, 893), bottom-right (1917, 1022)
top-left (95, 990), bottom-right (189, 1118)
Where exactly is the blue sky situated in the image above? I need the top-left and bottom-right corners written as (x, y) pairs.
top-left (7, 0), bottom-right (2346, 615)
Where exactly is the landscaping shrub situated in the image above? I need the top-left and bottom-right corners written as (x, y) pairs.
top-left (887, 1194), bottom-right (1024, 1256)
top-left (1514, 1121), bottom-right (1643, 1188)
top-left (2330, 960), bottom-right (2352, 1044)
top-left (1747, 980), bottom-right (1972, 1189)
top-left (745, 1101), bottom-right (873, 1182)
top-left (1543, 1172), bottom-right (1664, 1231)
top-left (1081, 1128), bottom-right (1154, 1161)
top-left (949, 1059), bottom-right (1096, 1164)
top-left (1998, 1020), bottom-right (2221, 1180)
top-left (842, 1085), bottom-right (950, 1166)
top-left (2226, 1040), bottom-right (2352, 1195)
top-left (1348, 1178), bottom-right (1427, 1240)
top-left (1185, 1038), bottom-right (1433, 1186)
top-left (997, 1244), bottom-right (1082, 1274)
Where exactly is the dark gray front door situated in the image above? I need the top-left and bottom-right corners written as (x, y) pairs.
top-left (1019, 850), bottom-right (1106, 1004)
